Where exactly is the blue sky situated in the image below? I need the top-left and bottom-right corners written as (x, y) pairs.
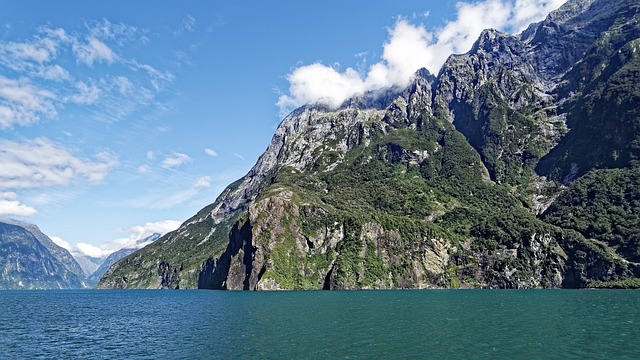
top-left (0, 0), bottom-right (564, 258)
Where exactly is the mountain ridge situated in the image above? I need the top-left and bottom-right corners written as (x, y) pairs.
top-left (99, 0), bottom-right (640, 290)
top-left (0, 220), bottom-right (87, 289)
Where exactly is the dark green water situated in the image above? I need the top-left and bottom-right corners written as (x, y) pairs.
top-left (0, 290), bottom-right (638, 359)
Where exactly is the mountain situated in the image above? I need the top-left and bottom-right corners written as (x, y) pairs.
top-left (0, 217), bottom-right (86, 280)
top-left (87, 233), bottom-right (160, 286)
top-left (99, 0), bottom-right (640, 290)
top-left (0, 220), bottom-right (87, 289)
top-left (73, 253), bottom-right (103, 277)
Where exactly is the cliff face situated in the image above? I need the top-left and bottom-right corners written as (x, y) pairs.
top-left (99, 0), bottom-right (640, 290)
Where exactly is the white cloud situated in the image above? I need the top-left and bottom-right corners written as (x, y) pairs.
top-left (0, 21), bottom-right (173, 127)
top-left (74, 219), bottom-right (180, 258)
top-left (4, 42), bottom-right (53, 63)
top-left (112, 75), bottom-right (134, 96)
top-left (35, 64), bottom-right (72, 82)
top-left (0, 199), bottom-right (37, 217)
top-left (131, 61), bottom-right (175, 92)
top-left (204, 148), bottom-right (218, 157)
top-left (234, 153), bottom-right (245, 161)
top-left (114, 220), bottom-right (180, 248)
top-left (277, 0), bottom-right (563, 115)
top-left (72, 37), bottom-right (117, 66)
top-left (87, 19), bottom-right (144, 45)
top-left (50, 236), bottom-right (73, 253)
top-left (193, 176), bottom-right (211, 190)
top-left (0, 191), bottom-right (18, 200)
top-left (277, 64), bottom-right (366, 112)
top-left (0, 75), bottom-right (57, 128)
top-left (0, 191), bottom-right (37, 216)
top-left (0, 138), bottom-right (118, 189)
top-left (146, 150), bottom-right (155, 160)
top-left (68, 80), bottom-right (101, 104)
top-left (0, 27), bottom-right (66, 68)
top-left (512, 0), bottom-right (566, 32)
top-left (436, 0), bottom-right (512, 57)
top-left (76, 242), bottom-right (109, 258)
top-left (161, 152), bottom-right (192, 169)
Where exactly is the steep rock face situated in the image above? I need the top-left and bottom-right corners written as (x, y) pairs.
top-left (522, 0), bottom-right (633, 84)
top-left (537, 0), bottom-right (640, 181)
top-left (435, 29), bottom-right (562, 185)
top-left (100, 0), bottom-right (640, 290)
top-left (0, 222), bottom-right (86, 289)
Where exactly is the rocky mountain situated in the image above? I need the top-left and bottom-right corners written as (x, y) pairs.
top-left (0, 217), bottom-right (86, 280)
top-left (0, 221), bottom-right (87, 289)
top-left (99, 0), bottom-right (640, 290)
top-left (73, 253), bottom-right (103, 277)
top-left (87, 233), bottom-right (160, 286)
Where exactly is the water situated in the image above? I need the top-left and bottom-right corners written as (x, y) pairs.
top-left (0, 290), bottom-right (638, 359)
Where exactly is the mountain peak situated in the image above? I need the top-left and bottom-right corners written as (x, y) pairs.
top-left (99, 0), bottom-right (640, 290)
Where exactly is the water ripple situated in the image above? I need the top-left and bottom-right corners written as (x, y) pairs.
top-left (0, 289), bottom-right (639, 359)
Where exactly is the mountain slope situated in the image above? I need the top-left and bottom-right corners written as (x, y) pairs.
top-left (87, 233), bottom-right (160, 286)
top-left (0, 217), bottom-right (86, 280)
top-left (99, 0), bottom-right (640, 290)
top-left (0, 222), bottom-right (86, 289)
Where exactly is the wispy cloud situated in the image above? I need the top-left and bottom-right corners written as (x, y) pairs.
top-left (85, 18), bottom-right (147, 45)
top-left (161, 152), bottom-right (192, 169)
top-left (124, 174), bottom-right (216, 210)
top-left (0, 75), bottom-right (57, 128)
top-left (277, 0), bottom-right (565, 115)
top-left (174, 15), bottom-right (196, 37)
top-left (0, 20), bottom-right (174, 127)
top-left (72, 37), bottom-right (117, 66)
top-left (137, 164), bottom-right (151, 174)
top-left (204, 148), bottom-right (218, 157)
top-left (149, 176), bottom-right (211, 209)
top-left (0, 137), bottom-right (118, 189)
top-left (193, 175), bottom-right (211, 190)
top-left (67, 80), bottom-right (101, 104)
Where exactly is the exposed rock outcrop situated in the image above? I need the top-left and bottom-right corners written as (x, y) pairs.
top-left (99, 0), bottom-right (640, 290)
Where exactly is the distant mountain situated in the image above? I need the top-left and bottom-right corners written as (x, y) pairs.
top-left (100, 0), bottom-right (640, 290)
top-left (0, 221), bottom-right (87, 289)
top-left (0, 217), bottom-right (86, 280)
top-left (88, 233), bottom-right (160, 286)
top-left (73, 253), bottom-right (104, 277)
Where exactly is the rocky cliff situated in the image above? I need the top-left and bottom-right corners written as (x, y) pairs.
top-left (99, 0), bottom-right (640, 290)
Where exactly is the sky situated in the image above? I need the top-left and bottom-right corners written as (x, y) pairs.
top-left (0, 0), bottom-right (565, 258)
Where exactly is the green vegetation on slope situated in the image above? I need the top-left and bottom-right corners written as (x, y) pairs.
top-left (543, 168), bottom-right (640, 263)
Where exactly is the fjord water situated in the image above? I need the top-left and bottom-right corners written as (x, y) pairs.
top-left (1, 290), bottom-right (638, 359)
